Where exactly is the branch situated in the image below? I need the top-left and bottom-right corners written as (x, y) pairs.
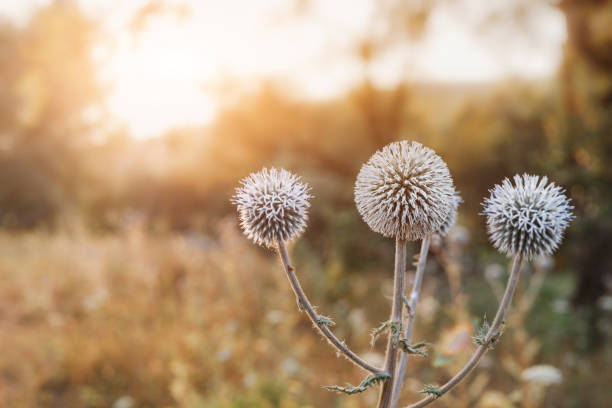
top-left (377, 238), bottom-right (407, 408)
top-left (403, 254), bottom-right (524, 408)
top-left (276, 240), bottom-right (385, 375)
top-left (391, 235), bottom-right (431, 407)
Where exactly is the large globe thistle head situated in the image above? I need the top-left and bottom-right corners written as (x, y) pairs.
top-left (482, 174), bottom-right (574, 259)
top-left (232, 168), bottom-right (311, 248)
top-left (354, 141), bottom-right (455, 240)
top-left (438, 190), bottom-right (462, 236)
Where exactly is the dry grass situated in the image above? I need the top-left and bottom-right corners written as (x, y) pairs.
top-left (0, 221), bottom-right (607, 407)
top-left (0, 220), bottom-right (379, 407)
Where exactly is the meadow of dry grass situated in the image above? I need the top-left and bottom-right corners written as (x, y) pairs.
top-left (0, 219), bottom-right (608, 408)
top-left (0, 1), bottom-right (610, 407)
top-left (0, 219), bottom-right (381, 407)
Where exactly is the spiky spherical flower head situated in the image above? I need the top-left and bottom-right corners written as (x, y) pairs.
top-left (354, 141), bottom-right (455, 240)
top-left (438, 190), bottom-right (462, 236)
top-left (232, 168), bottom-right (311, 248)
top-left (482, 174), bottom-right (574, 259)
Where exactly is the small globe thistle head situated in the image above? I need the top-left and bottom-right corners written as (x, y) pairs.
top-left (482, 174), bottom-right (574, 259)
top-left (232, 168), bottom-right (311, 248)
top-left (438, 190), bottom-right (462, 236)
top-left (354, 141), bottom-right (455, 240)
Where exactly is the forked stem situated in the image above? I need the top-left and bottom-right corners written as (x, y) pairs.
top-left (403, 254), bottom-right (524, 408)
top-left (276, 240), bottom-right (385, 375)
top-left (377, 238), bottom-right (407, 408)
top-left (391, 235), bottom-right (431, 407)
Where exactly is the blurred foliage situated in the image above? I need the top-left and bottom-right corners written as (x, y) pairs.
top-left (0, 0), bottom-right (611, 407)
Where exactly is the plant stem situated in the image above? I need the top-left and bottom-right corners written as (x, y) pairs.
top-left (276, 240), bottom-right (385, 375)
top-left (377, 238), bottom-right (407, 408)
top-left (517, 263), bottom-right (547, 318)
top-left (403, 254), bottom-right (523, 408)
top-left (390, 235), bottom-right (431, 407)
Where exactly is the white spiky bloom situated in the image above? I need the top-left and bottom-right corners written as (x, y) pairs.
top-left (232, 168), bottom-right (311, 248)
top-left (354, 141), bottom-right (455, 240)
top-left (482, 174), bottom-right (574, 259)
top-left (438, 190), bottom-right (462, 236)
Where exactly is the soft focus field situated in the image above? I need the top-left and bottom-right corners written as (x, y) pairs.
top-left (0, 222), bottom-right (610, 407)
top-left (1, 1), bottom-right (611, 407)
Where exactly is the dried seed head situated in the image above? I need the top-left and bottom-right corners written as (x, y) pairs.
top-left (232, 168), bottom-right (311, 248)
top-left (482, 174), bottom-right (574, 259)
top-left (438, 190), bottom-right (462, 236)
top-left (354, 141), bottom-right (455, 240)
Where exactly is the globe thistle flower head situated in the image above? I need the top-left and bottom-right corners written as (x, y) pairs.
top-left (232, 168), bottom-right (311, 248)
top-left (354, 141), bottom-right (455, 240)
top-left (482, 174), bottom-right (574, 259)
top-left (438, 190), bottom-right (462, 236)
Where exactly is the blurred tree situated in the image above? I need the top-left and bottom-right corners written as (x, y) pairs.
top-left (0, 0), bottom-right (608, 335)
top-left (287, 0), bottom-right (612, 346)
top-left (554, 0), bottom-right (612, 347)
top-left (0, 23), bottom-right (21, 135)
top-left (350, 0), bottom-right (433, 149)
top-left (0, 0), bottom-right (105, 227)
top-left (128, 0), bottom-right (191, 37)
top-left (349, 0), bottom-right (612, 347)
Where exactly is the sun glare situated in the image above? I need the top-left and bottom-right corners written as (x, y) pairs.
top-left (107, 18), bottom-right (217, 139)
top-left (97, 1), bottom-right (564, 139)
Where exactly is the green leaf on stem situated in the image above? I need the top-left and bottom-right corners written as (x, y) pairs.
top-left (473, 316), bottom-right (504, 348)
top-left (399, 340), bottom-right (428, 357)
top-left (370, 320), bottom-right (403, 347)
top-left (316, 315), bottom-right (335, 327)
top-left (370, 321), bottom-right (389, 347)
top-left (323, 373), bottom-right (390, 395)
top-left (472, 316), bottom-right (490, 346)
top-left (419, 384), bottom-right (442, 398)
top-left (390, 321), bottom-right (403, 346)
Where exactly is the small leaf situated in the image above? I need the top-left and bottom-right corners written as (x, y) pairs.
top-left (370, 321), bottom-right (389, 348)
top-left (420, 384), bottom-right (442, 398)
top-left (403, 295), bottom-right (413, 317)
top-left (316, 315), bottom-right (336, 327)
top-left (399, 340), bottom-right (428, 357)
top-left (472, 316), bottom-right (490, 346)
top-left (370, 320), bottom-right (402, 347)
top-left (390, 321), bottom-right (403, 346)
top-left (323, 373), bottom-right (390, 395)
top-left (472, 315), bottom-right (503, 348)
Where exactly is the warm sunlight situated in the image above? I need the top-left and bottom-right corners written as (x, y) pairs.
top-left (0, 1), bottom-right (610, 407)
top-left (106, 18), bottom-right (217, 138)
top-left (99, 1), bottom-right (564, 139)
top-left (1, 0), bottom-right (564, 139)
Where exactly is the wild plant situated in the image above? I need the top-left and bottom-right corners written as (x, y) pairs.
top-left (232, 141), bottom-right (573, 408)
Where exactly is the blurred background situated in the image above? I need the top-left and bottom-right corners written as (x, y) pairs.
top-left (0, 0), bottom-right (611, 407)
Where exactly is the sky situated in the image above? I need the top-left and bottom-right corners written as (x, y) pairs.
top-left (0, 0), bottom-right (567, 139)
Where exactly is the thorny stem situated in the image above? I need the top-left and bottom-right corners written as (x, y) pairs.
top-left (377, 238), bottom-right (407, 408)
top-left (276, 240), bottom-right (386, 376)
top-left (403, 254), bottom-right (524, 408)
top-left (391, 235), bottom-right (431, 407)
